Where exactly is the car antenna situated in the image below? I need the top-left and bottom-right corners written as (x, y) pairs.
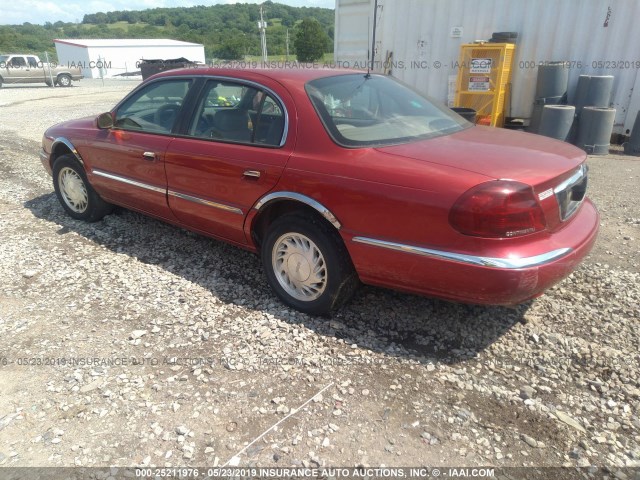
top-left (366, 0), bottom-right (380, 79)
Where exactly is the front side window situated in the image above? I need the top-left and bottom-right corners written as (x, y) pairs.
top-left (115, 79), bottom-right (192, 133)
top-left (27, 57), bottom-right (38, 68)
top-left (9, 57), bottom-right (27, 68)
top-left (306, 74), bottom-right (469, 148)
top-left (189, 80), bottom-right (285, 146)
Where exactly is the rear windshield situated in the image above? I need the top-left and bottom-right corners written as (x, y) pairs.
top-left (306, 74), bottom-right (469, 148)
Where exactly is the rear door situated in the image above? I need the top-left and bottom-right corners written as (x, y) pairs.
top-left (165, 78), bottom-right (292, 244)
top-left (88, 78), bottom-right (195, 219)
top-left (25, 56), bottom-right (43, 83)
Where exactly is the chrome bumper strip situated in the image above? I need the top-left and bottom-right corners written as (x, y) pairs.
top-left (168, 190), bottom-right (243, 215)
top-left (554, 163), bottom-right (586, 194)
top-left (554, 163), bottom-right (588, 222)
top-left (92, 169), bottom-right (166, 194)
top-left (352, 237), bottom-right (572, 269)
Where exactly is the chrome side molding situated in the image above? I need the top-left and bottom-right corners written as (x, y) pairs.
top-left (93, 169), bottom-right (244, 215)
top-left (168, 190), bottom-right (243, 215)
top-left (92, 169), bottom-right (166, 194)
top-left (352, 236), bottom-right (572, 269)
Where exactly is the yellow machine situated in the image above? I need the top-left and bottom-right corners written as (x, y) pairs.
top-left (454, 43), bottom-right (515, 127)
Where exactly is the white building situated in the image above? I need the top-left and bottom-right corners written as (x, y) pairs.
top-left (335, 0), bottom-right (640, 135)
top-left (54, 39), bottom-right (205, 79)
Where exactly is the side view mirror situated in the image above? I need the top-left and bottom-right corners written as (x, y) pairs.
top-left (97, 112), bottom-right (114, 129)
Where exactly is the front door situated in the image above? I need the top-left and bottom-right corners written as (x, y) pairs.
top-left (4, 56), bottom-right (28, 83)
top-left (88, 78), bottom-right (194, 220)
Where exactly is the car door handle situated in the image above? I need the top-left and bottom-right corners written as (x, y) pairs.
top-left (142, 152), bottom-right (156, 160)
top-left (243, 170), bottom-right (261, 179)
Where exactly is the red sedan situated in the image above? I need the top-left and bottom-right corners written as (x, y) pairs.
top-left (40, 68), bottom-right (598, 315)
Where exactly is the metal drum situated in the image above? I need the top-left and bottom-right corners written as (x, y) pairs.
top-left (536, 62), bottom-right (569, 101)
top-left (538, 105), bottom-right (575, 142)
top-left (574, 107), bottom-right (616, 155)
top-left (574, 75), bottom-right (614, 116)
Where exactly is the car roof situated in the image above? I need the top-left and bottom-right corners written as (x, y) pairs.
top-left (152, 66), bottom-right (368, 87)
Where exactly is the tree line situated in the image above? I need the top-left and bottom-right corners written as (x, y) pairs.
top-left (0, 1), bottom-right (334, 61)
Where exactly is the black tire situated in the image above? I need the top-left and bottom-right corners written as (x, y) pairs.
top-left (261, 214), bottom-right (359, 315)
top-left (56, 74), bottom-right (72, 87)
top-left (52, 154), bottom-right (112, 222)
top-left (0, 76), bottom-right (3, 88)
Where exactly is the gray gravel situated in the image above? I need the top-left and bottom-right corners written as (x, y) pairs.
top-left (0, 80), bottom-right (638, 472)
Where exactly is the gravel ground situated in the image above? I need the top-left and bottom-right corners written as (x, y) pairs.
top-left (0, 80), bottom-right (639, 476)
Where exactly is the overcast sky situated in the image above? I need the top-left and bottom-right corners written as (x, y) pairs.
top-left (2, 0), bottom-right (335, 26)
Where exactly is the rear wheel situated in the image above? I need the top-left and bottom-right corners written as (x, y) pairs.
top-left (56, 74), bottom-right (72, 87)
top-left (52, 154), bottom-right (112, 222)
top-left (261, 214), bottom-right (359, 315)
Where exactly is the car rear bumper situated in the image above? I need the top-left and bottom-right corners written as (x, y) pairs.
top-left (347, 198), bottom-right (599, 305)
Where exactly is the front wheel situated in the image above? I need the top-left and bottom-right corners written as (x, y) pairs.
top-left (56, 74), bottom-right (72, 87)
top-left (261, 214), bottom-right (359, 315)
top-left (52, 154), bottom-right (112, 222)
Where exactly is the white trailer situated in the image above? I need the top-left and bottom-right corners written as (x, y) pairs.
top-left (54, 38), bottom-right (205, 79)
top-left (335, 0), bottom-right (640, 135)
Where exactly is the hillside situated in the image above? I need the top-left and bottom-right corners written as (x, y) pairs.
top-left (0, 1), bottom-right (334, 60)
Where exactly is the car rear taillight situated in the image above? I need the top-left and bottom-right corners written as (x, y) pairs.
top-left (449, 180), bottom-right (547, 238)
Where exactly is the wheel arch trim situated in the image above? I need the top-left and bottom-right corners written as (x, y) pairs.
top-left (51, 137), bottom-right (84, 165)
top-left (253, 191), bottom-right (341, 229)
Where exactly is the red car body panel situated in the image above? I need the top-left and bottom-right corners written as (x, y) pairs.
top-left (165, 137), bottom-right (291, 244)
top-left (377, 127), bottom-right (586, 185)
top-left (41, 67), bottom-right (599, 306)
top-left (344, 199), bottom-right (598, 304)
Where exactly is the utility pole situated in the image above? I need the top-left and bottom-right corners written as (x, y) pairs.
top-left (258, 6), bottom-right (268, 63)
top-left (44, 51), bottom-right (54, 87)
top-left (286, 29), bottom-right (290, 61)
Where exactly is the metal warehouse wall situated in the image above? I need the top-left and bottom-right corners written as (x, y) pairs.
top-left (335, 0), bottom-right (640, 134)
top-left (54, 43), bottom-right (92, 77)
top-left (55, 44), bottom-right (205, 78)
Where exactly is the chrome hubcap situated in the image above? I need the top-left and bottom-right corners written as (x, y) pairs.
top-left (272, 233), bottom-right (327, 301)
top-left (59, 167), bottom-right (88, 213)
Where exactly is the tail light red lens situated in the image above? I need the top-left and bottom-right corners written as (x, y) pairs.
top-left (449, 180), bottom-right (547, 238)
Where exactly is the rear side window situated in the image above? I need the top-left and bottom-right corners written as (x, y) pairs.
top-left (306, 74), bottom-right (468, 148)
top-left (115, 79), bottom-right (192, 134)
top-left (188, 80), bottom-right (285, 146)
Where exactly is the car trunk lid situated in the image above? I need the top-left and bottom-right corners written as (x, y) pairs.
top-left (376, 126), bottom-right (589, 232)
